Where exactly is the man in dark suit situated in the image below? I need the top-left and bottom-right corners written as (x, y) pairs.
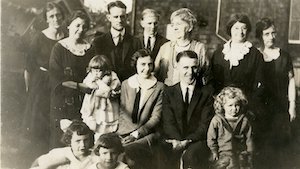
top-left (140, 9), bottom-right (168, 60)
top-left (93, 1), bottom-right (142, 81)
top-left (161, 50), bottom-right (214, 169)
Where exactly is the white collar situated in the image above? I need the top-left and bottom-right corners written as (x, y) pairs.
top-left (260, 47), bottom-right (280, 62)
top-left (59, 38), bottom-right (91, 56)
top-left (111, 28), bottom-right (125, 38)
top-left (222, 40), bottom-right (252, 68)
top-left (144, 32), bottom-right (156, 39)
top-left (180, 80), bottom-right (196, 91)
top-left (128, 74), bottom-right (157, 90)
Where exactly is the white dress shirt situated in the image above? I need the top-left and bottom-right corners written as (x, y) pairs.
top-left (111, 28), bottom-right (125, 46)
top-left (180, 81), bottom-right (196, 103)
top-left (144, 33), bottom-right (156, 51)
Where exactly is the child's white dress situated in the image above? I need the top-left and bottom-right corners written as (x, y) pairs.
top-left (35, 147), bottom-right (94, 169)
top-left (81, 71), bottom-right (121, 139)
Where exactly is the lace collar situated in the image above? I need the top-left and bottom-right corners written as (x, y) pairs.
top-left (259, 47), bottom-right (280, 62)
top-left (222, 40), bottom-right (252, 68)
top-left (128, 74), bottom-right (157, 90)
top-left (59, 38), bottom-right (91, 56)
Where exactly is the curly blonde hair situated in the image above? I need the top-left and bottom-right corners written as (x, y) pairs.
top-left (214, 87), bottom-right (248, 114)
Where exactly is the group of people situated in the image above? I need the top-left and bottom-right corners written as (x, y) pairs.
top-left (22, 1), bottom-right (297, 169)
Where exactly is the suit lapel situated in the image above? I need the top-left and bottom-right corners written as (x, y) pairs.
top-left (122, 33), bottom-right (131, 62)
top-left (187, 84), bottom-right (202, 123)
top-left (173, 84), bottom-right (185, 133)
top-left (107, 33), bottom-right (117, 67)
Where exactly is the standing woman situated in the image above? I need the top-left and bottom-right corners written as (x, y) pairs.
top-left (256, 18), bottom-right (296, 168)
top-left (49, 10), bottom-right (94, 148)
top-left (118, 49), bottom-right (164, 169)
top-left (154, 8), bottom-right (208, 86)
top-left (22, 2), bottom-right (65, 153)
top-left (211, 13), bottom-right (264, 116)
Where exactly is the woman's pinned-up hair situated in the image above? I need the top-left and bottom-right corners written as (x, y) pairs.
top-left (225, 13), bottom-right (252, 36)
top-left (170, 8), bottom-right (197, 31)
top-left (66, 10), bottom-right (90, 29)
top-left (213, 87), bottom-right (248, 114)
top-left (255, 17), bottom-right (274, 40)
top-left (131, 49), bottom-right (152, 70)
top-left (43, 2), bottom-right (65, 21)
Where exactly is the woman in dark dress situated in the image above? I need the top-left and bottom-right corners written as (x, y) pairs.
top-left (49, 11), bottom-right (94, 148)
top-left (22, 2), bottom-right (65, 153)
top-left (210, 14), bottom-right (265, 167)
top-left (256, 18), bottom-right (296, 169)
top-left (211, 13), bottom-right (264, 116)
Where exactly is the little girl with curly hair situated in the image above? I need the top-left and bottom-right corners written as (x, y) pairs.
top-left (207, 87), bottom-right (254, 169)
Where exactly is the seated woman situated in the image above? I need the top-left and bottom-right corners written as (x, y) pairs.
top-left (31, 120), bottom-right (95, 169)
top-left (118, 49), bottom-right (164, 169)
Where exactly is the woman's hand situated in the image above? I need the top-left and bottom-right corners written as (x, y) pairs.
top-left (212, 152), bottom-right (219, 161)
top-left (122, 135), bottom-right (136, 144)
top-left (289, 101), bottom-right (296, 122)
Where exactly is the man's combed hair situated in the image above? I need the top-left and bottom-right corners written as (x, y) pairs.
top-left (107, 1), bottom-right (127, 13)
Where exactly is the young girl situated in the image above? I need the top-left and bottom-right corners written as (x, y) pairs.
top-left (207, 87), bottom-right (254, 169)
top-left (81, 55), bottom-right (121, 140)
top-left (32, 120), bottom-right (95, 169)
top-left (87, 133), bottom-right (129, 169)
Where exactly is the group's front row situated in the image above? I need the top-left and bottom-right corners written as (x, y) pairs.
top-left (32, 50), bottom-right (254, 169)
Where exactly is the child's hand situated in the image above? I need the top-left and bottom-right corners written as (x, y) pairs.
top-left (212, 152), bottom-right (219, 161)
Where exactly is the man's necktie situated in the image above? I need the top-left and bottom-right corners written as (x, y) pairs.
top-left (146, 37), bottom-right (151, 51)
top-left (117, 33), bottom-right (122, 46)
top-left (132, 87), bottom-right (141, 123)
top-left (185, 87), bottom-right (189, 106)
top-left (182, 87), bottom-right (189, 133)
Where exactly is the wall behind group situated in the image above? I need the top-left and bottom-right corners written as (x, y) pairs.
top-left (135, 0), bottom-right (298, 58)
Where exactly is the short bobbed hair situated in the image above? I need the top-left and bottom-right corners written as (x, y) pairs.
top-left (43, 2), bottom-right (65, 21)
top-left (87, 55), bottom-right (112, 74)
top-left (131, 49), bottom-right (153, 71)
top-left (107, 1), bottom-right (127, 13)
top-left (226, 13), bottom-right (251, 37)
top-left (66, 10), bottom-right (90, 30)
top-left (214, 87), bottom-right (248, 115)
top-left (176, 50), bottom-right (198, 63)
top-left (94, 133), bottom-right (124, 156)
top-left (170, 8), bottom-right (197, 32)
top-left (255, 17), bottom-right (274, 40)
top-left (60, 120), bottom-right (95, 148)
